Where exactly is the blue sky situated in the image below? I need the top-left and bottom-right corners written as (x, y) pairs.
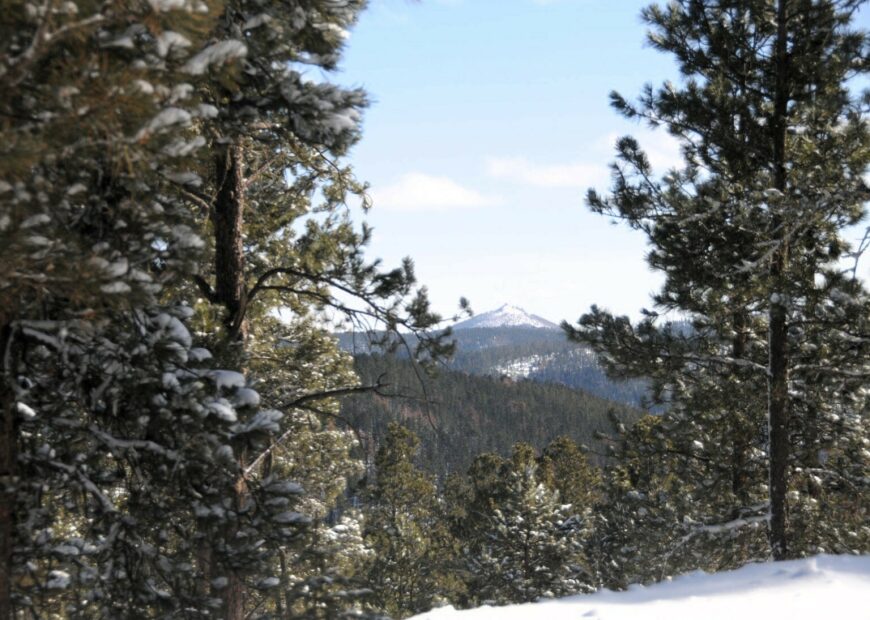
top-left (330, 0), bottom-right (868, 325)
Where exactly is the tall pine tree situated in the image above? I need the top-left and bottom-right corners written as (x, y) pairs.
top-left (1, 0), bottom-right (450, 616)
top-left (569, 0), bottom-right (870, 563)
top-left (364, 423), bottom-right (457, 618)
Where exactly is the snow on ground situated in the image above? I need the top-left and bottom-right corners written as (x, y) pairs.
top-left (412, 555), bottom-right (870, 620)
top-left (493, 354), bottom-right (553, 379)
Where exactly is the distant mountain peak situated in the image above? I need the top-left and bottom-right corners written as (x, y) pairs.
top-left (453, 304), bottom-right (560, 331)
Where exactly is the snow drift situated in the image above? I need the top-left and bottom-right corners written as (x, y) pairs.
top-left (412, 555), bottom-right (870, 620)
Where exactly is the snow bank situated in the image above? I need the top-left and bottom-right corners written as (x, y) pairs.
top-left (413, 555), bottom-right (870, 620)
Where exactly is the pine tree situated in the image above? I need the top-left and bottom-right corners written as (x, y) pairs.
top-left (154, 0), bottom-right (451, 615)
top-left (454, 445), bottom-right (588, 607)
top-left (1, 0), bottom-right (450, 616)
top-left (364, 423), bottom-right (457, 619)
top-left (0, 0), bottom-right (262, 615)
top-left (567, 0), bottom-right (870, 564)
top-left (539, 437), bottom-right (601, 586)
top-left (260, 408), bottom-right (373, 618)
top-left (540, 436), bottom-right (601, 516)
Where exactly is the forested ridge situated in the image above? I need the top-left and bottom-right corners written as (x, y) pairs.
top-left (339, 326), bottom-right (651, 408)
top-left (342, 354), bottom-right (642, 477)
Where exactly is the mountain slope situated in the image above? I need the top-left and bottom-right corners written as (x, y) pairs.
top-left (445, 326), bottom-right (650, 408)
top-left (336, 320), bottom-right (650, 409)
top-left (341, 354), bottom-right (642, 477)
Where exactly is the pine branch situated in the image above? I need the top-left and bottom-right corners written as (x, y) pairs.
top-left (243, 377), bottom-right (390, 478)
top-left (192, 275), bottom-right (218, 303)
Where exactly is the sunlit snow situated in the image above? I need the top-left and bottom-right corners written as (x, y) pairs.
top-left (453, 304), bottom-right (559, 330)
top-left (412, 555), bottom-right (870, 620)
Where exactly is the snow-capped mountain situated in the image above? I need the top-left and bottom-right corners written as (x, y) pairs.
top-left (338, 303), bottom-right (647, 408)
top-left (453, 304), bottom-right (560, 331)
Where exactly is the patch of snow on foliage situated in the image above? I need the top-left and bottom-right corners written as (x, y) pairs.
top-left (46, 570), bottom-right (71, 589)
top-left (182, 40), bottom-right (247, 75)
top-left (209, 370), bottom-right (246, 391)
top-left (16, 402), bottom-right (37, 420)
top-left (411, 555), bottom-right (870, 620)
top-left (139, 107), bottom-right (192, 137)
top-left (205, 398), bottom-right (237, 423)
top-left (155, 31), bottom-right (191, 57)
top-left (100, 281), bottom-right (132, 294)
top-left (148, 0), bottom-right (188, 12)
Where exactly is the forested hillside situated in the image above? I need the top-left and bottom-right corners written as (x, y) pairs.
top-left (339, 325), bottom-right (651, 408)
top-left (448, 328), bottom-right (651, 408)
top-left (342, 355), bottom-right (642, 477)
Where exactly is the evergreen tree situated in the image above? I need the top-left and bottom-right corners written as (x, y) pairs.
top-left (590, 414), bottom-right (769, 588)
top-left (261, 408), bottom-right (373, 618)
top-left (159, 0), bottom-right (450, 615)
top-left (0, 0), bottom-right (265, 615)
top-left (539, 437), bottom-right (601, 586)
top-left (0, 0), bottom-right (449, 617)
top-left (567, 0), bottom-right (870, 563)
top-left (540, 436), bottom-right (601, 514)
top-left (454, 445), bottom-right (589, 607)
top-left (364, 423), bottom-right (458, 618)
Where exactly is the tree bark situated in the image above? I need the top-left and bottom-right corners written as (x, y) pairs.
top-left (213, 142), bottom-right (248, 343)
top-left (211, 142), bottom-right (249, 620)
top-left (768, 284), bottom-right (790, 560)
top-left (0, 323), bottom-right (17, 620)
top-left (730, 310), bottom-right (751, 513)
top-left (768, 0), bottom-right (791, 561)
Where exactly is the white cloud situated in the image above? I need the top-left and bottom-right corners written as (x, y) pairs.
top-left (486, 157), bottom-right (609, 189)
top-left (371, 172), bottom-right (499, 212)
top-left (486, 130), bottom-right (683, 191)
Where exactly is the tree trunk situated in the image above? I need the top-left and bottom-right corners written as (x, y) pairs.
top-left (730, 310), bottom-right (750, 514)
top-left (768, 285), bottom-right (789, 560)
top-left (213, 142), bottom-right (248, 343)
top-left (224, 563), bottom-right (245, 620)
top-left (212, 142), bottom-right (250, 620)
top-left (768, 0), bottom-right (791, 561)
top-left (0, 323), bottom-right (16, 620)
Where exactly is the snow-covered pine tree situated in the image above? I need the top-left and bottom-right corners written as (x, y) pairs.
top-left (539, 436), bottom-right (600, 520)
top-left (567, 0), bottom-right (870, 563)
top-left (0, 0), bottom-right (272, 615)
top-left (455, 444), bottom-right (588, 607)
top-left (538, 437), bottom-right (600, 585)
top-left (255, 402), bottom-right (372, 618)
top-left (1, 0), bottom-right (449, 617)
top-left (589, 413), bottom-right (769, 588)
top-left (161, 1), bottom-right (452, 617)
top-left (364, 423), bottom-right (457, 618)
